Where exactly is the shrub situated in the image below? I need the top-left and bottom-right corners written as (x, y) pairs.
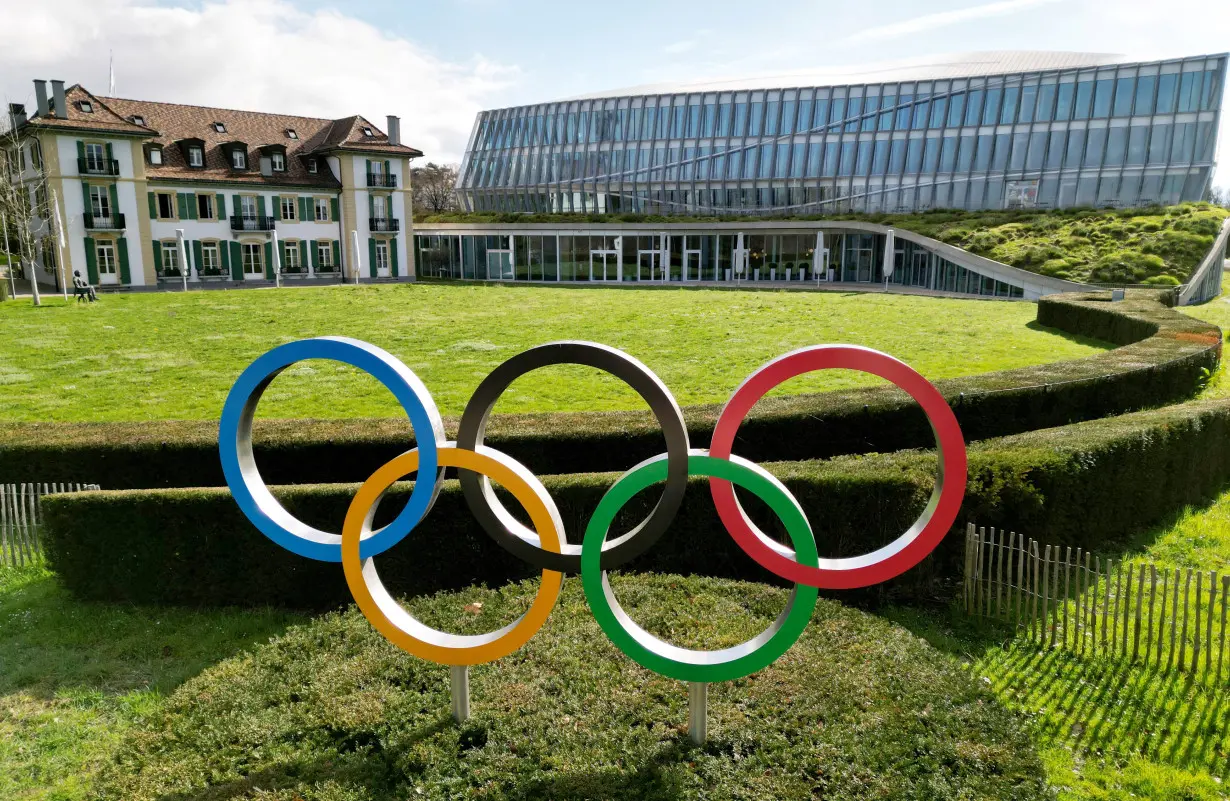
top-left (3, 292), bottom-right (1219, 490)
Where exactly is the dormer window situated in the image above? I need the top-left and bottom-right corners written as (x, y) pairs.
top-left (362, 126), bottom-right (374, 137)
top-left (78, 101), bottom-right (94, 113)
top-left (286, 129), bottom-right (298, 140)
top-left (271, 152), bottom-right (285, 171)
top-left (188, 145), bottom-right (204, 167)
top-left (131, 115), bottom-right (145, 126)
top-left (213, 122), bottom-right (227, 133)
top-left (148, 146), bottom-right (163, 165)
top-left (307, 159), bottom-right (318, 174)
top-left (231, 148), bottom-right (246, 169)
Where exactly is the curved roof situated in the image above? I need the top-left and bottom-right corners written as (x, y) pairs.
top-left (557, 50), bottom-right (1139, 102)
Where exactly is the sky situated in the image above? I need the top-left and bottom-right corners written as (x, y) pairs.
top-left (1, 0), bottom-right (1228, 189)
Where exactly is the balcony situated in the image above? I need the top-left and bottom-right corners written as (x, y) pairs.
top-left (369, 217), bottom-right (400, 232)
top-left (230, 215), bottom-right (276, 232)
top-left (366, 172), bottom-right (397, 188)
top-left (84, 212), bottom-right (126, 230)
top-left (78, 157), bottom-right (120, 176)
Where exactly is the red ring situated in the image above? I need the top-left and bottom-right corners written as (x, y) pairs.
top-left (708, 345), bottom-right (967, 589)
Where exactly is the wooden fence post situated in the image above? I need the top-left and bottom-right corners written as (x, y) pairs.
top-left (1179, 568), bottom-right (1192, 672)
top-left (1041, 544), bottom-right (1052, 646)
top-left (1133, 566), bottom-right (1145, 662)
top-left (1146, 564), bottom-right (1158, 665)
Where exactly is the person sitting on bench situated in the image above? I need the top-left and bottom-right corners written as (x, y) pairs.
top-left (73, 270), bottom-right (97, 302)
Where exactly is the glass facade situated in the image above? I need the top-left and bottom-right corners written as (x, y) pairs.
top-left (456, 53), bottom-right (1225, 215)
top-left (415, 227), bottom-right (1026, 299)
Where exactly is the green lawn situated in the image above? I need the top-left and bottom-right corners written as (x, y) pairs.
top-left (0, 282), bottom-right (1107, 423)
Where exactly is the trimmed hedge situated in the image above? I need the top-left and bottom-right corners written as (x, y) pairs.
top-left (2, 291), bottom-right (1221, 490)
top-left (42, 396), bottom-right (1230, 609)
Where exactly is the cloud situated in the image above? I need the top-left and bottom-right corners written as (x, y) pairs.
top-left (0, 0), bottom-right (516, 163)
top-left (841, 0), bottom-right (1068, 45)
top-left (663, 40), bottom-right (697, 55)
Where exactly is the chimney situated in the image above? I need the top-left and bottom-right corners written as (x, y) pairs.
top-left (33, 80), bottom-right (49, 117)
top-left (50, 80), bottom-right (67, 118)
top-left (386, 115), bottom-right (400, 146)
top-left (8, 103), bottom-right (27, 130)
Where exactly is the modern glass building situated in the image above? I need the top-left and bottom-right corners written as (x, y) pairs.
top-left (455, 51), bottom-right (1226, 215)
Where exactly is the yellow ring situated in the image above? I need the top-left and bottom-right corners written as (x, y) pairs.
top-left (341, 444), bottom-right (565, 666)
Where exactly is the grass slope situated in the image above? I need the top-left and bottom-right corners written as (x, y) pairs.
top-left (0, 282), bottom-right (1106, 423)
top-left (96, 575), bottom-right (1046, 801)
top-left (423, 203), bottom-right (1230, 285)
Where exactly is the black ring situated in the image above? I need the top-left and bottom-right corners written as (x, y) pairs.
top-left (457, 341), bottom-right (690, 573)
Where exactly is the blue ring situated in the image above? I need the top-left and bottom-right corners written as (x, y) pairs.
top-left (219, 337), bottom-right (443, 562)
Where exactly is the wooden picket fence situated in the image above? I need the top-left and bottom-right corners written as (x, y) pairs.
top-left (963, 523), bottom-right (1229, 681)
top-left (0, 482), bottom-right (99, 567)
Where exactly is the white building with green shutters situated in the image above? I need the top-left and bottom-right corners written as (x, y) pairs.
top-left (6, 79), bottom-right (422, 291)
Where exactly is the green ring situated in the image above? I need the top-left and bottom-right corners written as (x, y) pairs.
top-left (581, 452), bottom-right (820, 683)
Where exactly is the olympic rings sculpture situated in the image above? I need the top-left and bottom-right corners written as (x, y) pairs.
top-left (220, 337), bottom-right (966, 685)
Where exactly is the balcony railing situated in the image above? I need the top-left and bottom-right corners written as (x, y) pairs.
top-left (369, 217), bottom-right (400, 232)
top-left (84, 212), bottom-right (126, 230)
top-left (230, 215), bottom-right (276, 232)
top-left (78, 157), bottom-right (120, 176)
top-left (366, 172), bottom-right (397, 188)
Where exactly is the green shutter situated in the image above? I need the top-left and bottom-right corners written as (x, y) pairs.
top-left (384, 160), bottom-right (391, 181)
top-left (299, 240), bottom-right (308, 272)
top-left (215, 193), bottom-right (226, 220)
top-left (230, 242), bottom-right (243, 279)
top-left (330, 197), bottom-right (339, 222)
top-left (189, 193), bottom-right (200, 221)
top-left (299, 196), bottom-right (310, 221)
top-left (368, 237), bottom-right (377, 277)
top-left (309, 239), bottom-right (319, 270)
top-left (151, 240), bottom-right (162, 274)
top-left (368, 193), bottom-right (375, 220)
top-left (105, 142), bottom-right (114, 161)
top-left (81, 181), bottom-right (91, 213)
top-left (220, 237), bottom-right (231, 276)
top-left (84, 236), bottom-right (99, 283)
top-left (272, 196), bottom-right (281, 221)
top-left (264, 241), bottom-right (274, 279)
top-left (107, 184), bottom-right (119, 218)
top-left (192, 240), bottom-right (204, 275)
top-left (76, 141), bottom-right (85, 161)
top-left (148, 191), bottom-right (157, 218)
top-left (176, 192), bottom-right (189, 220)
top-left (232, 194), bottom-right (241, 220)
top-left (256, 196), bottom-right (267, 219)
top-left (332, 240), bottom-right (340, 270)
top-left (365, 159), bottom-right (372, 178)
top-left (117, 237), bottom-right (131, 284)
top-left (390, 237), bottom-right (398, 278)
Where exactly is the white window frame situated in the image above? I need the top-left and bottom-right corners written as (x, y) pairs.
top-left (84, 142), bottom-right (106, 171)
top-left (280, 196), bottom-right (296, 221)
top-left (231, 149), bottom-right (246, 170)
top-left (201, 242), bottom-right (220, 273)
top-left (307, 159), bottom-right (318, 173)
top-left (375, 240), bottom-right (389, 272)
top-left (149, 147), bottom-right (162, 165)
top-left (373, 195), bottom-right (388, 219)
top-left (240, 195), bottom-right (257, 219)
top-left (80, 101), bottom-right (93, 113)
top-left (88, 185), bottom-right (110, 219)
top-left (161, 241), bottom-right (180, 273)
top-left (242, 243), bottom-right (263, 275)
top-left (156, 192), bottom-right (176, 220)
top-left (214, 122), bottom-right (226, 133)
top-left (188, 146), bottom-right (204, 167)
top-left (96, 241), bottom-right (116, 275)
top-left (283, 242), bottom-right (301, 272)
top-left (196, 194), bottom-right (214, 220)
top-left (314, 197), bottom-right (330, 221)
top-left (317, 240), bottom-right (334, 269)
top-left (271, 152), bottom-right (286, 171)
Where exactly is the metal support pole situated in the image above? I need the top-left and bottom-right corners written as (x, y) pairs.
top-left (450, 665), bottom-right (470, 723)
top-left (688, 682), bottom-right (707, 745)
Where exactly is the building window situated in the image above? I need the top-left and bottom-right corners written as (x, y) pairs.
top-left (132, 115), bottom-right (145, 126)
top-left (373, 194), bottom-right (388, 219)
top-left (271, 152), bottom-right (286, 171)
top-left (375, 240), bottom-right (389, 272)
top-left (188, 146), bottom-right (204, 167)
top-left (230, 149), bottom-right (247, 170)
top-left (201, 242), bottom-right (220, 275)
top-left (79, 101), bottom-right (94, 113)
top-left (283, 242), bottom-right (301, 272)
top-left (286, 129), bottom-right (298, 139)
top-left (84, 142), bottom-right (106, 172)
top-left (161, 240), bottom-right (180, 274)
top-left (242, 243), bottom-right (263, 275)
top-left (96, 241), bottom-right (116, 276)
top-left (280, 196), bottom-right (296, 220)
top-left (89, 185), bottom-right (111, 219)
top-left (196, 194), bottom-right (214, 220)
top-left (307, 159), bottom-right (318, 173)
top-left (214, 122), bottom-right (227, 133)
top-left (362, 126), bottom-right (374, 137)
top-left (149, 146), bottom-right (162, 165)
top-left (240, 195), bottom-right (257, 219)
top-left (156, 192), bottom-right (176, 219)
top-left (314, 197), bottom-right (330, 221)
top-left (317, 240), bottom-right (334, 269)
top-left (30, 142), bottom-right (41, 170)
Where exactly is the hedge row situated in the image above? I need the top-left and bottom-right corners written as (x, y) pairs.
top-left (3, 291), bottom-right (1221, 490)
top-left (43, 395), bottom-right (1230, 609)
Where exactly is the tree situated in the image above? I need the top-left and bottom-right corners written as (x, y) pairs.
top-left (1208, 185), bottom-right (1228, 209)
top-left (411, 162), bottom-right (460, 216)
top-left (0, 117), bottom-right (53, 305)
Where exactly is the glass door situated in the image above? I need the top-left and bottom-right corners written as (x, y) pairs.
top-left (638, 250), bottom-right (657, 281)
top-left (684, 251), bottom-right (701, 282)
top-left (486, 250), bottom-right (512, 279)
top-left (589, 250), bottom-right (621, 281)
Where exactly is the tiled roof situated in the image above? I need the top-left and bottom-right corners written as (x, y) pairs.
top-left (22, 84), bottom-right (423, 187)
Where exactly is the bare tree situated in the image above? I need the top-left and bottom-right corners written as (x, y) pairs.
top-left (411, 162), bottom-right (460, 215)
top-left (1208, 185), bottom-right (1228, 209)
top-left (0, 118), bottom-right (52, 306)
